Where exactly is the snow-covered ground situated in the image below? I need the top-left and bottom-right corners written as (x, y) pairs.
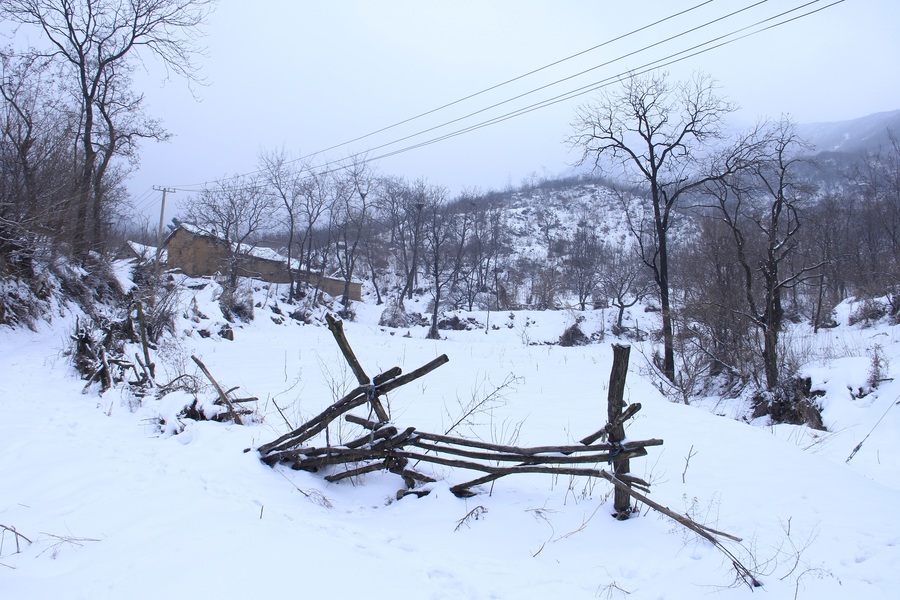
top-left (2, 275), bottom-right (899, 599)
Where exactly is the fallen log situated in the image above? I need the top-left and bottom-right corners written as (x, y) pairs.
top-left (345, 414), bottom-right (382, 430)
top-left (325, 461), bottom-right (387, 482)
top-left (344, 426), bottom-right (399, 449)
top-left (263, 427), bottom-right (418, 467)
top-left (374, 355), bottom-right (449, 395)
top-left (258, 385), bottom-right (370, 455)
top-left (391, 468), bottom-right (436, 485)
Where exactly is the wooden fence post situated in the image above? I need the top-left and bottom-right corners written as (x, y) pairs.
top-left (607, 343), bottom-right (632, 519)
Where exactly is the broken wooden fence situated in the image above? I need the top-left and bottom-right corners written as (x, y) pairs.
top-left (256, 315), bottom-right (658, 505)
top-left (252, 315), bottom-right (761, 587)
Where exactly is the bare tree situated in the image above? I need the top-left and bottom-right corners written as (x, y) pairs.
top-left (378, 176), bottom-right (429, 305)
top-left (454, 194), bottom-right (507, 311)
top-left (91, 63), bottom-right (168, 252)
top-left (378, 177), bottom-right (415, 305)
top-left (562, 217), bottom-right (603, 311)
top-left (422, 185), bottom-right (453, 339)
top-left (679, 214), bottom-right (757, 384)
top-left (570, 71), bottom-right (735, 381)
top-left (850, 131), bottom-right (900, 297)
top-left (2, 0), bottom-right (213, 257)
top-left (332, 158), bottom-right (376, 315)
top-left (704, 118), bottom-right (821, 390)
top-left (259, 149), bottom-right (308, 300)
top-left (183, 174), bottom-right (277, 291)
top-left (0, 49), bottom-right (74, 253)
top-left (801, 191), bottom-right (853, 332)
top-left (599, 239), bottom-right (653, 332)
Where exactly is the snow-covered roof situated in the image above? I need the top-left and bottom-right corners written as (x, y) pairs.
top-left (126, 240), bottom-right (167, 263)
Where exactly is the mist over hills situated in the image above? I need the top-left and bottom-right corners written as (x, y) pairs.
top-left (797, 109), bottom-right (900, 155)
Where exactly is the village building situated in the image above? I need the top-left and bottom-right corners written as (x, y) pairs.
top-left (161, 224), bottom-right (361, 300)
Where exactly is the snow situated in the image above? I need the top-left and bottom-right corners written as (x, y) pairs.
top-left (110, 259), bottom-right (138, 295)
top-left (2, 279), bottom-right (900, 599)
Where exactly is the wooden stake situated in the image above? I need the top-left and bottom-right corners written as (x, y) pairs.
top-left (607, 344), bottom-right (632, 519)
top-left (135, 300), bottom-right (155, 382)
top-left (325, 313), bottom-right (390, 422)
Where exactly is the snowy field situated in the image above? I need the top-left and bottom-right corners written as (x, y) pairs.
top-left (2, 275), bottom-right (900, 599)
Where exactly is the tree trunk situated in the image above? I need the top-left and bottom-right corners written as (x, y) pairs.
top-left (763, 325), bottom-right (779, 390)
top-left (428, 280), bottom-right (441, 340)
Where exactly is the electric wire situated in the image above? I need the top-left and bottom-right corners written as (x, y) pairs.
top-left (164, 0), bottom-right (769, 191)
top-left (163, 0), bottom-right (842, 194)
top-left (361, 0), bottom-right (846, 164)
top-left (292, 0), bottom-right (719, 162)
top-left (315, 0), bottom-right (844, 175)
top-left (281, 0), bottom-right (771, 178)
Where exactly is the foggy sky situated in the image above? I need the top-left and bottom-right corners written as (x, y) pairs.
top-left (127, 0), bottom-right (900, 220)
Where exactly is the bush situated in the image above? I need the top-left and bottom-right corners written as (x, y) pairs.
top-left (559, 321), bottom-right (590, 346)
top-left (751, 377), bottom-right (825, 430)
top-left (378, 298), bottom-right (413, 328)
top-left (219, 284), bottom-right (254, 323)
top-left (848, 298), bottom-right (888, 327)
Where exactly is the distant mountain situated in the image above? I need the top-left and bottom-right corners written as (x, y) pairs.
top-left (528, 111), bottom-right (899, 210)
top-left (797, 109), bottom-right (900, 155)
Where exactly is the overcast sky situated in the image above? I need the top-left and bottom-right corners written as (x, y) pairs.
top-left (129, 0), bottom-right (900, 219)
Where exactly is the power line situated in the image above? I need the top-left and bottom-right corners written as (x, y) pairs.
top-left (165, 0), bottom-right (843, 194)
top-left (164, 0), bottom-right (746, 191)
top-left (269, 0), bottom-right (771, 181)
top-left (367, 0), bottom-right (846, 160)
top-left (321, 0), bottom-right (844, 171)
top-left (130, 187), bottom-right (158, 213)
top-left (291, 0), bottom-right (720, 162)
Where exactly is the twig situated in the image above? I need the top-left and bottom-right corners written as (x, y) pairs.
top-left (271, 398), bottom-right (294, 429)
top-left (275, 469), bottom-right (333, 508)
top-left (846, 394), bottom-right (900, 462)
top-left (191, 355), bottom-right (243, 425)
top-left (682, 445), bottom-right (697, 484)
top-left (454, 505), bottom-right (488, 531)
top-left (1, 524), bottom-right (32, 554)
top-left (38, 533), bottom-right (100, 559)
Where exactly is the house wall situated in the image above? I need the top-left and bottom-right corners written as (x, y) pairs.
top-left (164, 227), bottom-right (361, 301)
top-left (299, 272), bottom-right (362, 300)
top-left (238, 256), bottom-right (291, 284)
top-left (166, 229), bottom-right (227, 277)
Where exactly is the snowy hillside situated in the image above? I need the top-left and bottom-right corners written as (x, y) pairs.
top-left (2, 271), bottom-right (900, 599)
top-left (796, 109), bottom-right (900, 155)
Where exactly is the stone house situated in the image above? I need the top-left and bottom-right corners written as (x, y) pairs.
top-left (163, 224), bottom-right (361, 300)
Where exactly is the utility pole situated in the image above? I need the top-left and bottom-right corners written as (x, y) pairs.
top-left (153, 186), bottom-right (176, 272)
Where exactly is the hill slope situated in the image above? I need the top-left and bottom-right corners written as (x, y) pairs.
top-left (1, 273), bottom-right (899, 598)
top-left (797, 109), bottom-right (900, 155)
